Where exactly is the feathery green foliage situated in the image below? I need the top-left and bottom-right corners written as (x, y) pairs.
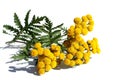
top-left (38, 16), bottom-right (66, 48)
top-left (3, 10), bottom-right (67, 61)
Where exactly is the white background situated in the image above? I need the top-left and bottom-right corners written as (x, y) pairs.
top-left (0, 0), bottom-right (120, 80)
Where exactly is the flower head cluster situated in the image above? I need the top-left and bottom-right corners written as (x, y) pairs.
top-left (31, 43), bottom-right (65, 75)
top-left (30, 14), bottom-right (101, 75)
top-left (63, 14), bottom-right (100, 67)
top-left (87, 38), bottom-right (101, 54)
top-left (67, 14), bottom-right (94, 38)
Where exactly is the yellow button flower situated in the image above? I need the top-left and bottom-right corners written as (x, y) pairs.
top-left (37, 61), bottom-right (45, 69)
top-left (83, 42), bottom-right (89, 50)
top-left (50, 44), bottom-right (61, 51)
top-left (84, 57), bottom-right (90, 64)
top-left (66, 53), bottom-right (73, 59)
top-left (50, 44), bottom-right (57, 51)
top-left (59, 53), bottom-right (65, 60)
top-left (89, 20), bottom-right (94, 26)
top-left (75, 59), bottom-right (83, 65)
top-left (64, 59), bottom-right (71, 65)
top-left (44, 57), bottom-right (51, 65)
top-left (82, 16), bottom-right (88, 22)
top-left (38, 69), bottom-right (45, 75)
top-left (92, 49), bottom-right (97, 54)
top-left (67, 46), bottom-right (76, 54)
top-left (69, 60), bottom-right (75, 67)
top-left (48, 53), bottom-right (54, 60)
top-left (54, 51), bottom-right (60, 57)
top-left (45, 65), bottom-right (51, 72)
top-left (87, 51), bottom-right (91, 57)
top-left (34, 42), bottom-right (41, 49)
top-left (37, 47), bottom-right (43, 55)
top-left (70, 25), bottom-right (75, 29)
top-left (75, 35), bottom-right (82, 42)
top-left (75, 24), bottom-right (82, 28)
top-left (86, 14), bottom-right (92, 20)
top-left (79, 46), bottom-right (85, 52)
top-left (55, 46), bottom-right (61, 51)
top-left (51, 61), bottom-right (57, 68)
top-left (67, 28), bottom-right (75, 38)
top-left (84, 52), bottom-right (90, 58)
top-left (51, 56), bottom-right (57, 61)
top-left (87, 25), bottom-right (94, 31)
top-left (76, 51), bottom-right (83, 59)
top-left (31, 49), bottom-right (38, 57)
top-left (87, 40), bottom-right (92, 45)
top-left (75, 28), bottom-right (81, 35)
top-left (81, 22), bottom-right (87, 28)
top-left (72, 42), bottom-right (79, 49)
top-left (74, 17), bottom-right (81, 24)
top-left (81, 28), bottom-right (88, 35)
top-left (43, 48), bottom-right (51, 57)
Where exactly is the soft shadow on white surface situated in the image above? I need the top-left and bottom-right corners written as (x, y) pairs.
top-left (54, 61), bottom-right (72, 70)
top-left (7, 59), bottom-right (74, 75)
top-left (8, 61), bottom-right (38, 75)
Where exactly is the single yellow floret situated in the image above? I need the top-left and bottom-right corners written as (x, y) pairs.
top-left (69, 60), bottom-right (75, 67)
top-left (38, 69), bottom-right (45, 75)
top-left (31, 49), bottom-right (38, 57)
top-left (43, 48), bottom-right (51, 57)
top-left (45, 65), bottom-right (51, 72)
top-left (51, 61), bottom-right (57, 68)
top-left (82, 16), bottom-right (88, 22)
top-left (86, 14), bottom-right (92, 20)
top-left (89, 20), bottom-right (94, 26)
top-left (44, 57), bottom-right (51, 65)
top-left (75, 59), bottom-right (83, 65)
top-left (66, 53), bottom-right (73, 59)
top-left (74, 17), bottom-right (81, 24)
top-left (67, 46), bottom-right (76, 54)
top-left (37, 61), bottom-right (45, 69)
top-left (59, 53), bottom-right (65, 60)
top-left (81, 28), bottom-right (88, 35)
top-left (54, 51), bottom-right (60, 57)
top-left (75, 28), bottom-right (81, 35)
top-left (71, 42), bottom-right (79, 49)
top-left (75, 35), bottom-right (82, 42)
top-left (76, 51), bottom-right (83, 59)
top-left (37, 47), bottom-right (43, 55)
top-left (87, 25), bottom-right (94, 31)
top-left (64, 59), bottom-right (71, 65)
top-left (34, 42), bottom-right (41, 49)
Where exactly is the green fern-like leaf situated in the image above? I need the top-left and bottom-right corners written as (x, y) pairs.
top-left (52, 23), bottom-right (63, 30)
top-left (3, 25), bottom-right (19, 34)
top-left (3, 10), bottom-right (67, 61)
top-left (3, 30), bottom-right (10, 35)
top-left (24, 10), bottom-right (31, 27)
top-left (14, 13), bottom-right (23, 30)
top-left (37, 16), bottom-right (65, 47)
top-left (51, 30), bottom-right (61, 37)
top-left (11, 52), bottom-right (27, 61)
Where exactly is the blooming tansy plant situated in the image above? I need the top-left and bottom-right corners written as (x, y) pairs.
top-left (3, 10), bottom-right (100, 75)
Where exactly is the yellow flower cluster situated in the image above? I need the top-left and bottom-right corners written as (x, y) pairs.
top-left (31, 43), bottom-right (65, 75)
top-left (30, 14), bottom-right (101, 75)
top-left (87, 37), bottom-right (101, 54)
top-left (63, 15), bottom-right (100, 67)
top-left (67, 14), bottom-right (94, 38)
